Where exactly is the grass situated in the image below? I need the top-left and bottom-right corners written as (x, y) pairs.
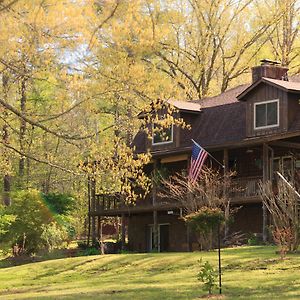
top-left (0, 246), bottom-right (299, 299)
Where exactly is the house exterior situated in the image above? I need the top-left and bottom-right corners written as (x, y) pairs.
top-left (89, 61), bottom-right (300, 252)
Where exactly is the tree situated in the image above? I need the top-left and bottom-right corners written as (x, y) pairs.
top-left (257, 0), bottom-right (300, 70)
top-left (259, 176), bottom-right (300, 253)
top-left (160, 167), bottom-right (236, 249)
top-left (1, 190), bottom-right (53, 254)
top-left (156, 0), bottom-right (282, 98)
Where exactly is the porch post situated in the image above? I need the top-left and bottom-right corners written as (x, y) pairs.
top-left (223, 148), bottom-right (229, 239)
top-left (99, 217), bottom-right (104, 254)
top-left (121, 213), bottom-right (126, 250)
top-left (152, 159), bottom-right (159, 252)
top-left (262, 143), bottom-right (269, 243)
top-left (87, 176), bottom-right (91, 246)
top-left (91, 177), bottom-right (97, 245)
top-left (186, 155), bottom-right (192, 251)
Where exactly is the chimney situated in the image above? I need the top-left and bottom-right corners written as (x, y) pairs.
top-left (252, 59), bottom-right (288, 83)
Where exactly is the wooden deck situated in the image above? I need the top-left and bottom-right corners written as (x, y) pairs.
top-left (90, 175), bottom-right (263, 216)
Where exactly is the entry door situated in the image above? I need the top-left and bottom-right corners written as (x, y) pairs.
top-left (159, 224), bottom-right (169, 252)
top-left (148, 224), bottom-right (169, 252)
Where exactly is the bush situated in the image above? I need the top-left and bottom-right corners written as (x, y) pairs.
top-left (42, 193), bottom-right (75, 215)
top-left (1, 189), bottom-right (53, 254)
top-left (54, 214), bottom-right (76, 241)
top-left (273, 227), bottom-right (294, 259)
top-left (185, 207), bottom-right (225, 249)
top-left (82, 247), bottom-right (99, 256)
top-left (185, 207), bottom-right (225, 234)
top-left (247, 233), bottom-right (261, 246)
top-left (0, 210), bottom-right (16, 235)
top-left (41, 222), bottom-right (69, 251)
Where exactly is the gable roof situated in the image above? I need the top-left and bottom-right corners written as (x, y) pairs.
top-left (237, 77), bottom-right (300, 100)
top-left (168, 100), bottom-right (201, 113)
top-left (138, 99), bottom-right (201, 119)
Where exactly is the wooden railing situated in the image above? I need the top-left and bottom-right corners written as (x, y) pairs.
top-left (94, 176), bottom-right (263, 212)
top-left (95, 193), bottom-right (123, 211)
top-left (233, 176), bottom-right (262, 198)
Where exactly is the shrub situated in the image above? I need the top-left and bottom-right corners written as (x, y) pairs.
top-left (82, 247), bottom-right (99, 256)
top-left (42, 193), bottom-right (75, 215)
top-left (41, 222), bottom-right (69, 251)
top-left (185, 207), bottom-right (225, 249)
top-left (1, 189), bottom-right (53, 254)
top-left (0, 211), bottom-right (16, 235)
top-left (247, 233), bottom-right (261, 246)
top-left (185, 207), bottom-right (225, 234)
top-left (197, 259), bottom-right (218, 295)
top-left (273, 227), bottom-right (294, 259)
top-left (54, 214), bottom-right (76, 242)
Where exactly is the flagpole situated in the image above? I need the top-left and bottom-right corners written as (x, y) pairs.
top-left (191, 139), bottom-right (225, 169)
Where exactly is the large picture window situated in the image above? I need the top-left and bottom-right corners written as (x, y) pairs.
top-left (254, 99), bottom-right (279, 129)
top-left (152, 124), bottom-right (173, 145)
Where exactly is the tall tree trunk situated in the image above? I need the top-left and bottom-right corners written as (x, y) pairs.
top-left (2, 73), bottom-right (11, 205)
top-left (19, 77), bottom-right (27, 180)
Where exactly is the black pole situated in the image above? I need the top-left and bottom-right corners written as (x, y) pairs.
top-left (218, 223), bottom-right (222, 294)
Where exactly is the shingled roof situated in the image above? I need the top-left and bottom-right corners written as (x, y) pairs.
top-left (132, 75), bottom-right (300, 154)
top-left (186, 85), bottom-right (248, 148)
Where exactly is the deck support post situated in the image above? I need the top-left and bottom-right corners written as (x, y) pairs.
top-left (91, 177), bottom-right (97, 246)
top-left (186, 155), bottom-right (192, 251)
top-left (152, 159), bottom-right (159, 252)
top-left (87, 176), bottom-right (91, 246)
top-left (223, 148), bottom-right (229, 239)
top-left (99, 217), bottom-right (104, 254)
top-left (186, 223), bottom-right (192, 252)
top-left (121, 213), bottom-right (126, 251)
top-left (262, 143), bottom-right (269, 243)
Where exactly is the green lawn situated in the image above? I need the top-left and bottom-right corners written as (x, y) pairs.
top-left (0, 246), bottom-right (299, 299)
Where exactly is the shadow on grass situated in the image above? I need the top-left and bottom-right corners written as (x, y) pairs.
top-left (225, 280), bottom-right (300, 300)
top-left (3, 286), bottom-right (203, 300)
top-left (0, 248), bottom-right (105, 269)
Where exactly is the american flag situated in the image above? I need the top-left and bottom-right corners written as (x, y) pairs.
top-left (188, 140), bottom-right (208, 184)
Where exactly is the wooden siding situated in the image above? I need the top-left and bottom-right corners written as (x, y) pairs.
top-left (245, 83), bottom-right (288, 137)
top-left (179, 112), bottom-right (197, 147)
top-left (128, 212), bottom-right (190, 252)
top-left (230, 203), bottom-right (263, 234)
top-left (288, 92), bottom-right (300, 129)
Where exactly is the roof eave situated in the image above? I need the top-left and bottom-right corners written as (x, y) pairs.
top-left (237, 78), bottom-right (300, 101)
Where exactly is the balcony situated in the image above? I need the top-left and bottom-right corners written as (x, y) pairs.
top-left (92, 192), bottom-right (176, 216)
top-left (91, 176), bottom-right (263, 216)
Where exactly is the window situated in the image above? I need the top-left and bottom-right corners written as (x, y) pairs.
top-left (152, 124), bottom-right (173, 145)
top-left (254, 99), bottom-right (279, 129)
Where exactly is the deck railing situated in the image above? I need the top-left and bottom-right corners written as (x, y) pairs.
top-left (94, 176), bottom-right (263, 212)
top-left (232, 176), bottom-right (262, 198)
top-left (95, 193), bottom-right (122, 211)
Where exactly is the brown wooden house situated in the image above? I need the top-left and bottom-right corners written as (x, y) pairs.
top-left (89, 60), bottom-right (300, 252)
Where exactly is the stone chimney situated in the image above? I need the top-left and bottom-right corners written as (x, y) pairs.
top-left (252, 59), bottom-right (288, 83)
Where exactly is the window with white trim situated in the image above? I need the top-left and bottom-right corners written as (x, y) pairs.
top-left (254, 99), bottom-right (279, 129)
top-left (152, 124), bottom-right (173, 145)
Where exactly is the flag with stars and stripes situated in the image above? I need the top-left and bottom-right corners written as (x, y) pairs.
top-left (188, 140), bottom-right (208, 184)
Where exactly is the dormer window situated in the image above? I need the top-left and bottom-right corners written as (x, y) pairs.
top-left (254, 99), bottom-right (279, 130)
top-left (152, 124), bottom-right (173, 145)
